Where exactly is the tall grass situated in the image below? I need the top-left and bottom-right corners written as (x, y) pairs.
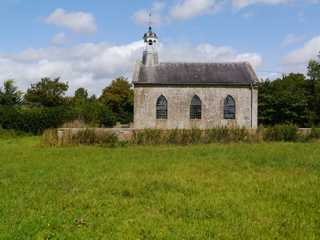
top-left (42, 125), bottom-right (320, 147)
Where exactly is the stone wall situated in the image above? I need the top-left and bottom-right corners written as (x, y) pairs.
top-left (134, 86), bottom-right (258, 129)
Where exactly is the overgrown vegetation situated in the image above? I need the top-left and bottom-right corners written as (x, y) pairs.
top-left (42, 125), bottom-right (320, 147)
top-left (1, 137), bottom-right (320, 239)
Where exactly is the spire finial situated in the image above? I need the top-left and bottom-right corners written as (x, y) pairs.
top-left (148, 12), bottom-right (152, 31)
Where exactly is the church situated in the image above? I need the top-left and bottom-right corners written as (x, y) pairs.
top-left (133, 26), bottom-right (258, 129)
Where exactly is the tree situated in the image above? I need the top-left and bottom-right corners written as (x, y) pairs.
top-left (72, 87), bottom-right (89, 107)
top-left (0, 80), bottom-right (22, 106)
top-left (307, 59), bottom-right (320, 81)
top-left (24, 77), bottom-right (69, 107)
top-left (306, 57), bottom-right (320, 124)
top-left (258, 74), bottom-right (309, 127)
top-left (74, 88), bottom-right (88, 100)
top-left (99, 77), bottom-right (133, 124)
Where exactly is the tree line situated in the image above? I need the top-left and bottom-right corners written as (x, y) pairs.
top-left (0, 77), bottom-right (133, 134)
top-left (259, 56), bottom-right (320, 127)
top-left (0, 55), bottom-right (319, 134)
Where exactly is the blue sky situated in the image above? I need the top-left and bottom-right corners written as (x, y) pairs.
top-left (0, 0), bottom-right (319, 94)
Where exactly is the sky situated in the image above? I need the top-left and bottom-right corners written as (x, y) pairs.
top-left (0, 0), bottom-right (319, 95)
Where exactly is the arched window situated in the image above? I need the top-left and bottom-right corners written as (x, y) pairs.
top-left (224, 95), bottom-right (236, 119)
top-left (190, 95), bottom-right (202, 119)
top-left (156, 95), bottom-right (168, 119)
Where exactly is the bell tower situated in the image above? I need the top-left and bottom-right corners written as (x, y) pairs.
top-left (142, 15), bottom-right (159, 66)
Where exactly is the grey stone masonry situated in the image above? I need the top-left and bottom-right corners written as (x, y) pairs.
top-left (134, 86), bottom-right (258, 129)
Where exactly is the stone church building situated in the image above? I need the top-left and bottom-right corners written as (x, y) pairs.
top-left (133, 27), bottom-right (258, 129)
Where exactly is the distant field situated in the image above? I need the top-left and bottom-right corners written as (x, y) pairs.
top-left (0, 137), bottom-right (320, 239)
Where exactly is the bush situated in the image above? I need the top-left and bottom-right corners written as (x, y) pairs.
top-left (310, 127), bottom-right (320, 139)
top-left (263, 124), bottom-right (299, 142)
top-left (0, 106), bottom-right (77, 134)
top-left (75, 102), bottom-right (116, 127)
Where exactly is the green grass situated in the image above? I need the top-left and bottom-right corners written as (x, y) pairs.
top-left (1, 137), bottom-right (320, 239)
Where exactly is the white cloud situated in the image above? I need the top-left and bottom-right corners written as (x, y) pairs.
top-left (132, 0), bottom-right (312, 23)
top-left (133, 1), bottom-right (166, 26)
top-left (160, 43), bottom-right (262, 67)
top-left (0, 41), bottom-right (262, 95)
top-left (232, 0), bottom-right (289, 9)
top-left (170, 0), bottom-right (222, 20)
top-left (283, 36), bottom-right (320, 72)
top-left (50, 32), bottom-right (68, 45)
top-left (45, 8), bottom-right (97, 34)
top-left (281, 33), bottom-right (306, 47)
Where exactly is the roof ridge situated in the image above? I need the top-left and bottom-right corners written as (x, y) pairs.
top-left (159, 62), bottom-right (249, 65)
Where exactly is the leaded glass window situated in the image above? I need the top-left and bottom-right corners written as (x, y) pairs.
top-left (224, 95), bottom-right (236, 119)
top-left (156, 95), bottom-right (168, 119)
top-left (190, 95), bottom-right (202, 119)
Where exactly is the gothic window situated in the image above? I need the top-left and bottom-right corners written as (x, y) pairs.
top-left (224, 95), bottom-right (236, 119)
top-left (190, 95), bottom-right (202, 119)
top-left (156, 95), bottom-right (168, 119)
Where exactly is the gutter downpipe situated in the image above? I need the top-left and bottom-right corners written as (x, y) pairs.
top-left (250, 83), bottom-right (253, 128)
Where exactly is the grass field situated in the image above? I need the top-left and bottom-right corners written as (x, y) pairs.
top-left (0, 137), bottom-right (320, 239)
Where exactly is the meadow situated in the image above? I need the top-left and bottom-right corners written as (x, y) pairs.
top-left (0, 137), bottom-right (320, 239)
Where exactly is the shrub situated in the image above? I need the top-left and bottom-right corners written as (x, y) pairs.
top-left (0, 106), bottom-right (77, 134)
top-left (310, 127), bottom-right (320, 139)
top-left (263, 124), bottom-right (299, 142)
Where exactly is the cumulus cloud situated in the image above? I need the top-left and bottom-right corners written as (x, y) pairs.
top-left (283, 36), bottom-right (320, 72)
top-left (170, 0), bottom-right (222, 20)
top-left (50, 32), bottom-right (68, 45)
top-left (0, 41), bottom-right (262, 95)
top-left (133, 1), bottom-right (166, 26)
top-left (160, 43), bottom-right (262, 67)
top-left (232, 0), bottom-right (289, 9)
top-left (133, 0), bottom-right (305, 23)
top-left (45, 8), bottom-right (97, 34)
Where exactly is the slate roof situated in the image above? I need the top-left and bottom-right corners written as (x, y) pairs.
top-left (133, 62), bottom-right (259, 86)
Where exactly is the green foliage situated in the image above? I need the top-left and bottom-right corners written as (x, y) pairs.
top-left (99, 77), bottom-right (133, 124)
top-left (2, 138), bottom-right (320, 239)
top-left (258, 74), bottom-right (309, 127)
top-left (0, 106), bottom-right (77, 134)
top-left (74, 87), bottom-right (89, 101)
top-left (259, 59), bottom-right (320, 127)
top-left (0, 80), bottom-right (22, 106)
top-left (307, 59), bottom-right (320, 81)
top-left (0, 125), bottom-right (27, 139)
top-left (310, 127), bottom-right (320, 139)
top-left (263, 124), bottom-right (299, 142)
top-left (24, 77), bottom-right (69, 107)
